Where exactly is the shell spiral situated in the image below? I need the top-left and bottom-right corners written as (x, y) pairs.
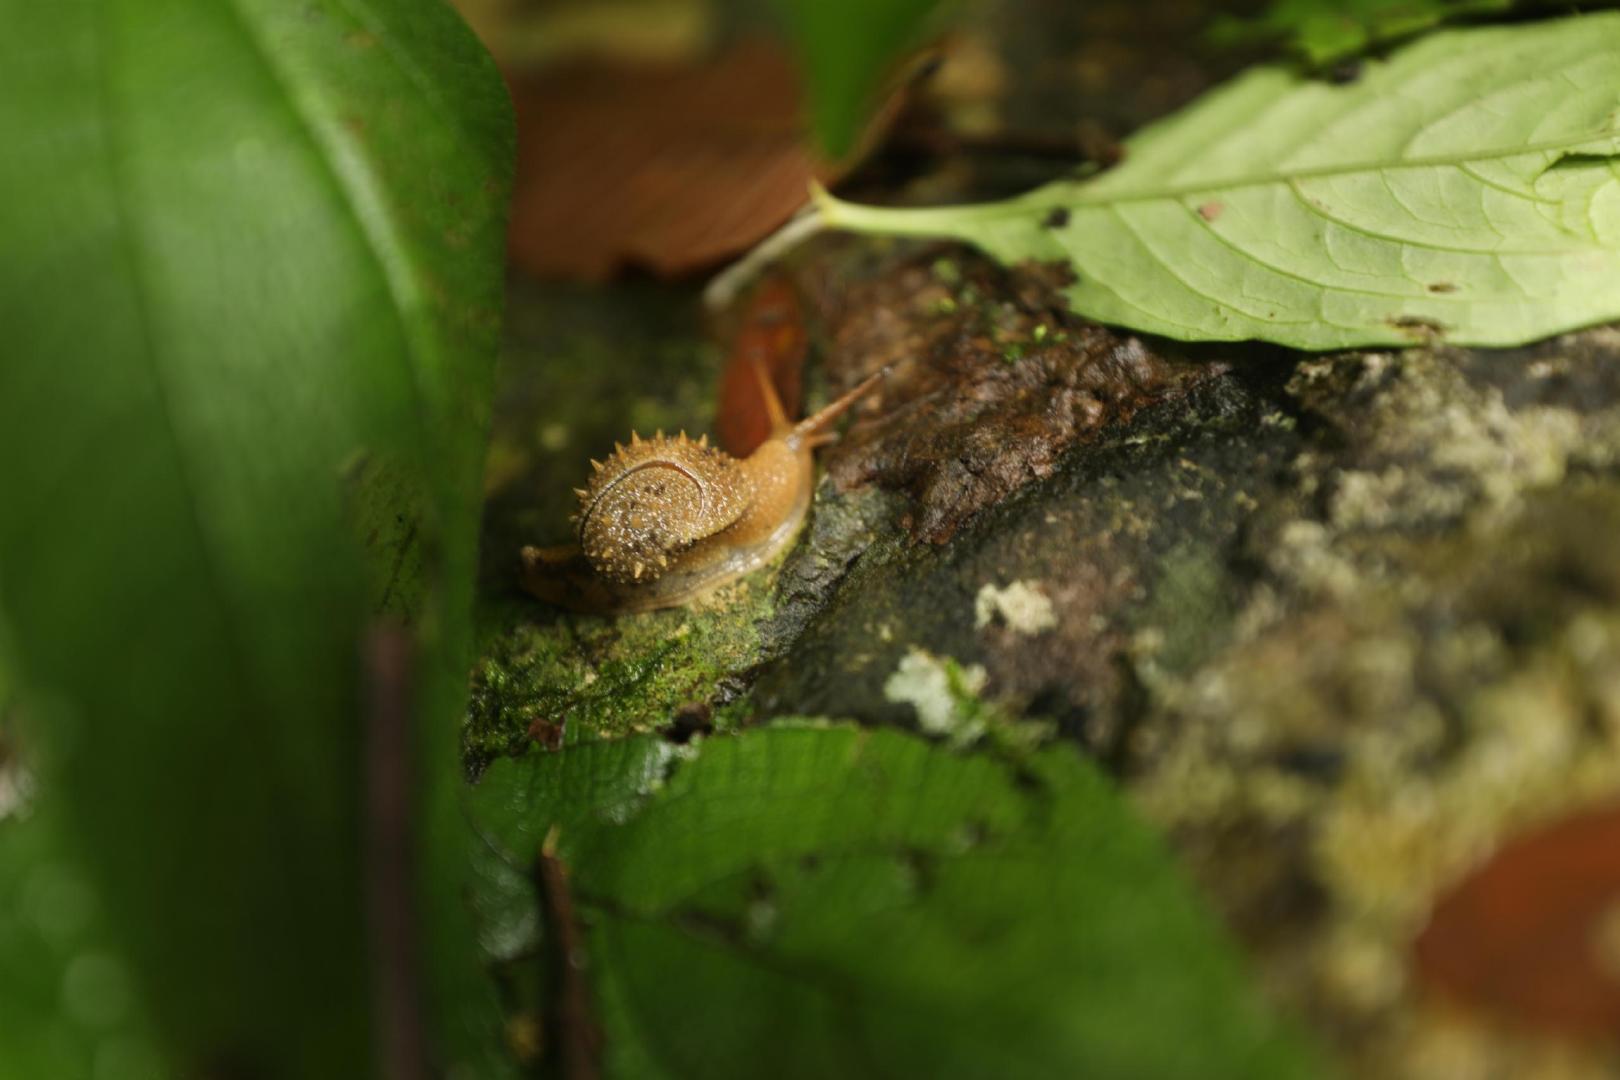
top-left (576, 432), bottom-right (753, 583)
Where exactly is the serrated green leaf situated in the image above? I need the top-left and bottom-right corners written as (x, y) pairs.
top-left (0, 0), bottom-right (511, 1073)
top-left (465, 736), bottom-right (682, 969)
top-left (819, 14), bottom-right (1620, 349)
top-left (470, 726), bottom-right (1319, 1079)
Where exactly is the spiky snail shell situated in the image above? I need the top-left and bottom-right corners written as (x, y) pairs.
top-left (520, 365), bottom-right (886, 614)
top-left (575, 429), bottom-right (751, 584)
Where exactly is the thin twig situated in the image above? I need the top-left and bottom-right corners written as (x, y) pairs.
top-left (537, 826), bottom-right (602, 1080)
top-left (363, 623), bottom-right (431, 1080)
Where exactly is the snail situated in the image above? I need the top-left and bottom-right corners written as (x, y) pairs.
top-left (520, 363), bottom-right (887, 614)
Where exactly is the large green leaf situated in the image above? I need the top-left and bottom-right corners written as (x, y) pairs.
top-left (0, 0), bottom-right (511, 1074)
top-left (818, 14), bottom-right (1620, 349)
top-left (776, 0), bottom-right (943, 159)
top-left (469, 726), bottom-right (1318, 1079)
top-left (0, 801), bottom-right (165, 1079)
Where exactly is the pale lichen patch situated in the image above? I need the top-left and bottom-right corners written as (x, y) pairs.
top-left (0, 760), bottom-right (31, 823)
top-left (884, 647), bottom-right (989, 739)
top-left (974, 580), bottom-right (1058, 634)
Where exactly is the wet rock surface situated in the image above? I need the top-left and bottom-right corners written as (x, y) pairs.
top-left (753, 242), bottom-right (1300, 749)
top-left (1123, 341), bottom-right (1620, 1079)
top-left (800, 246), bottom-right (1234, 544)
top-left (470, 0), bottom-right (1620, 1072)
top-left (475, 255), bottom-right (1620, 1074)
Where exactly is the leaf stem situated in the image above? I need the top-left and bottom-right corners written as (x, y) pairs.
top-left (703, 200), bottom-right (828, 310)
top-left (814, 183), bottom-right (1012, 237)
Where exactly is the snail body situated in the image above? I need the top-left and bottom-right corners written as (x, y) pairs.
top-left (521, 365), bottom-right (884, 614)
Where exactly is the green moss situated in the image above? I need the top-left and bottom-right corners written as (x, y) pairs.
top-left (1133, 544), bottom-right (1236, 676)
top-left (467, 278), bottom-right (785, 775)
top-left (464, 573), bottom-right (777, 776)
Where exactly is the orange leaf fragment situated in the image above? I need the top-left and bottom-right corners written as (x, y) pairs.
top-left (506, 40), bottom-right (826, 281)
top-left (713, 278), bottom-right (807, 456)
top-left (1413, 801), bottom-right (1620, 1037)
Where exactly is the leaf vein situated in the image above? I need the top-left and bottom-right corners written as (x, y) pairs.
top-left (1106, 205), bottom-right (1315, 327)
top-left (218, 0), bottom-right (438, 454)
top-left (1285, 178), bottom-right (1576, 255)
top-left (91, 0), bottom-right (273, 729)
top-left (1181, 198), bottom-right (1431, 304)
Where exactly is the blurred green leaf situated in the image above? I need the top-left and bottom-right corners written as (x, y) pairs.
top-left (0, 0), bottom-right (511, 1074)
top-left (0, 802), bottom-right (165, 1079)
top-left (819, 15), bottom-right (1620, 349)
top-left (1209, 0), bottom-right (1512, 65)
top-left (777, 0), bottom-right (942, 159)
top-left (470, 726), bottom-right (1318, 1079)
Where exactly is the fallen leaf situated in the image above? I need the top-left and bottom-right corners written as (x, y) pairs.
top-left (507, 39), bottom-right (824, 281)
top-left (1414, 801), bottom-right (1620, 1037)
top-left (713, 278), bottom-right (807, 456)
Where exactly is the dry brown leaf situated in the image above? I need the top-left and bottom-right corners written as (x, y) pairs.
top-left (1414, 801), bottom-right (1620, 1037)
top-left (507, 39), bottom-right (826, 281)
top-left (712, 277), bottom-right (807, 456)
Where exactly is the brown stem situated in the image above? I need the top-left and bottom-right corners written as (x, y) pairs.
top-left (537, 828), bottom-right (602, 1080)
top-left (363, 624), bottom-right (430, 1080)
